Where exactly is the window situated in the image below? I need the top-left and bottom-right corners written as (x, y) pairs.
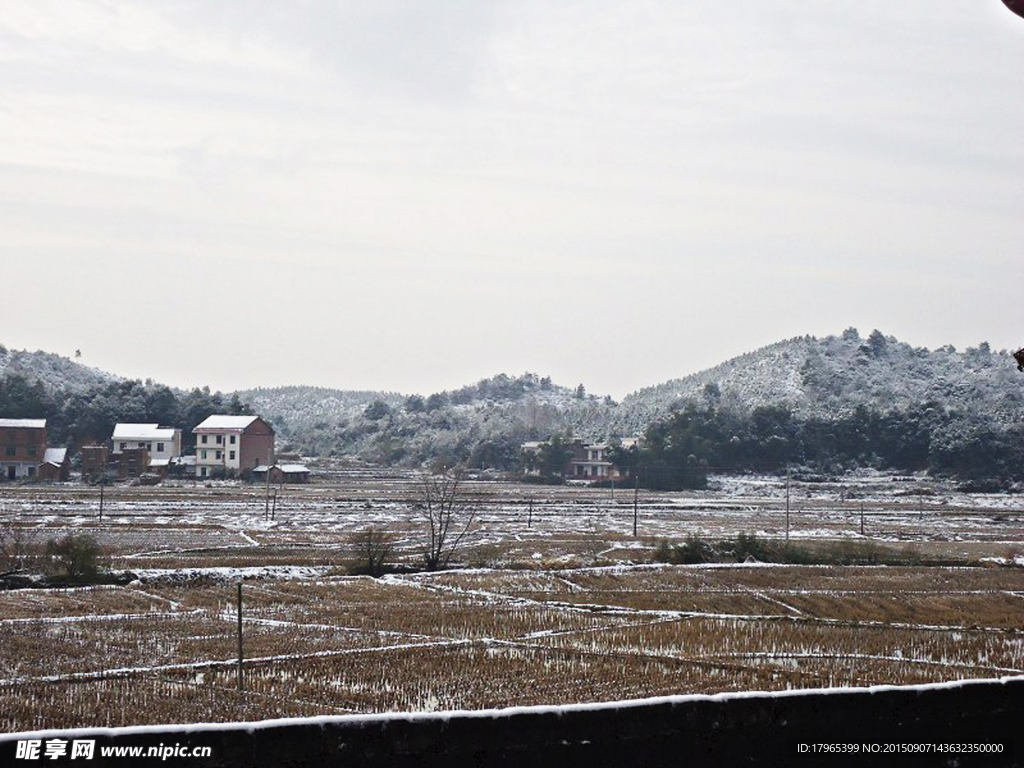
top-left (216, 435), bottom-right (223, 445)
top-left (230, 435), bottom-right (236, 445)
top-left (120, 442), bottom-right (127, 450)
top-left (4, 446), bottom-right (13, 456)
top-left (27, 466), bottom-right (35, 477)
top-left (201, 435), bottom-right (208, 444)
top-left (201, 450), bottom-right (208, 459)
top-left (229, 451), bottom-right (235, 461)
top-left (27, 447), bottom-right (36, 456)
top-left (156, 443), bottom-right (164, 453)
top-left (146, 443), bottom-right (152, 451)
top-left (201, 467), bottom-right (207, 477)
top-left (215, 451), bottom-right (222, 460)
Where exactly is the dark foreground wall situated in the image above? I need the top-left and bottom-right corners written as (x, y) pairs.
top-left (3, 678), bottom-right (1022, 767)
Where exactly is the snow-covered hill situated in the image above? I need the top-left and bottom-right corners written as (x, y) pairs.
top-left (0, 345), bottom-right (118, 392)
top-left (5, 330), bottom-right (1022, 471)
top-left (612, 329), bottom-right (1023, 433)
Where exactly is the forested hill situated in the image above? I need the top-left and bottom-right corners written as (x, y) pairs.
top-left (0, 345), bottom-right (117, 393)
top-left (238, 331), bottom-right (1024, 479)
top-left (3, 331), bottom-right (1024, 479)
top-left (0, 345), bottom-right (249, 449)
top-left (612, 329), bottom-right (1024, 431)
top-left (235, 376), bottom-right (617, 466)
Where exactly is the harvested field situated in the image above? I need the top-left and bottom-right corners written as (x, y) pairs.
top-left (1, 467), bottom-right (1023, 732)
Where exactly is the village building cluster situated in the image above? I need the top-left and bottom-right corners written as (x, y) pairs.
top-left (0, 414), bottom-right (311, 484)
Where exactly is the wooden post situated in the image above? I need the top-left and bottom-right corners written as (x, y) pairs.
top-left (237, 582), bottom-right (243, 692)
top-left (527, 498), bottom-right (532, 529)
top-left (860, 503), bottom-right (865, 536)
top-left (271, 489), bottom-right (278, 521)
top-left (99, 482), bottom-right (104, 522)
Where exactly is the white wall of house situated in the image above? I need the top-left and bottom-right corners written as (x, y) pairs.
top-left (3, 462), bottom-right (36, 480)
top-left (113, 436), bottom-right (181, 461)
top-left (195, 431), bottom-right (242, 472)
top-left (112, 427), bottom-right (181, 460)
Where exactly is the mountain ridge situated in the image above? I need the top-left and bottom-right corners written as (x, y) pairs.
top-left (3, 331), bottom-right (1022, 471)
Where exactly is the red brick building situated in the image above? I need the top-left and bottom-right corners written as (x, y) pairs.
top-left (0, 418), bottom-right (48, 481)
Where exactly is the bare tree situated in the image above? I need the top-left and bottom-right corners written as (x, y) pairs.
top-left (0, 520), bottom-right (39, 576)
top-left (419, 467), bottom-right (477, 571)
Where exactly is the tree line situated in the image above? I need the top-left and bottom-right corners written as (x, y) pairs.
top-left (603, 397), bottom-right (1024, 490)
top-left (0, 373), bottom-right (251, 451)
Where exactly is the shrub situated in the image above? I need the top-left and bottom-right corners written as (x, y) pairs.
top-left (44, 535), bottom-right (104, 582)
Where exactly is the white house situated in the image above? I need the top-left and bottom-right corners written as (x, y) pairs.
top-left (193, 415), bottom-right (275, 478)
top-left (111, 423), bottom-right (182, 462)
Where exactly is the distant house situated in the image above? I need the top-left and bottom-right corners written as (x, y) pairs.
top-left (193, 415), bottom-right (275, 478)
top-left (522, 436), bottom-right (642, 482)
top-left (117, 447), bottom-right (150, 478)
top-left (111, 424), bottom-right (182, 462)
top-left (80, 444), bottom-right (110, 478)
top-left (0, 418), bottom-right (47, 480)
top-left (253, 463), bottom-right (310, 484)
top-left (0, 418), bottom-right (70, 482)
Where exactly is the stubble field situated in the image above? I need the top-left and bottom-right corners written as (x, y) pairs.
top-left (1, 463), bottom-right (1023, 732)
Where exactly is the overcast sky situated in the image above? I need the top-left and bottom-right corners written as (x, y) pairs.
top-left (2, 1), bottom-right (1022, 398)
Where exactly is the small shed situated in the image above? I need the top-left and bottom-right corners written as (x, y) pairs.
top-left (253, 463), bottom-right (311, 484)
top-left (148, 458), bottom-right (170, 477)
top-left (38, 447), bottom-right (70, 482)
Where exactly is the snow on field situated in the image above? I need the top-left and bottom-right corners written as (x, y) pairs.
top-left (2, 470), bottom-right (1024, 732)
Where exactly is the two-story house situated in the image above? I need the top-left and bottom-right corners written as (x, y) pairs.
top-left (111, 424), bottom-right (182, 462)
top-left (0, 418), bottom-right (48, 480)
top-left (192, 415), bottom-right (275, 478)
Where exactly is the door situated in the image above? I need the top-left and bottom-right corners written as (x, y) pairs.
top-left (7, 466), bottom-right (15, 480)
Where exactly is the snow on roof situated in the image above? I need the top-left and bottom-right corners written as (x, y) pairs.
top-left (42, 447), bottom-right (66, 465)
top-left (193, 415), bottom-right (259, 432)
top-left (112, 423), bottom-right (177, 439)
top-left (173, 455), bottom-right (196, 466)
top-left (0, 418), bottom-right (46, 429)
top-left (254, 463), bottom-right (309, 474)
top-left (149, 459), bottom-right (170, 467)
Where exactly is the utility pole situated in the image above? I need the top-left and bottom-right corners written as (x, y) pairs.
top-left (860, 502), bottom-right (865, 536)
top-left (527, 498), bottom-right (533, 529)
top-left (99, 481), bottom-right (104, 522)
top-left (785, 469), bottom-right (791, 542)
top-left (632, 473), bottom-right (639, 538)
top-left (236, 582), bottom-right (244, 692)
top-left (264, 466), bottom-right (271, 521)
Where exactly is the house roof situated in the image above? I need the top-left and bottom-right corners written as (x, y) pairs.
top-left (193, 415), bottom-right (260, 432)
top-left (253, 464), bottom-right (309, 474)
top-left (42, 447), bottom-right (67, 465)
top-left (173, 455), bottom-right (197, 466)
top-left (149, 459), bottom-right (170, 467)
top-left (112, 423), bottom-right (178, 440)
top-left (0, 418), bottom-right (47, 429)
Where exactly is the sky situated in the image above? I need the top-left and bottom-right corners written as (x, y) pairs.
top-left (1, 1), bottom-right (1022, 398)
